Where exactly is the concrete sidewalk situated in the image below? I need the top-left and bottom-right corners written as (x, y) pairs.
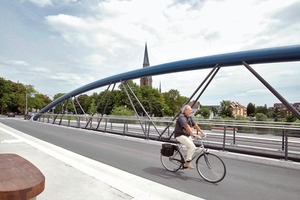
top-left (0, 122), bottom-right (204, 200)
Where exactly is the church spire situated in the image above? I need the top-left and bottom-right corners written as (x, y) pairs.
top-left (140, 42), bottom-right (152, 87)
top-left (143, 42), bottom-right (150, 67)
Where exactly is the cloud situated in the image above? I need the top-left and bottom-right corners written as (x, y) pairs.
top-left (1, 0), bottom-right (299, 107)
top-left (25, 0), bottom-right (80, 7)
top-left (4, 60), bottom-right (30, 66)
top-left (26, 0), bottom-right (53, 7)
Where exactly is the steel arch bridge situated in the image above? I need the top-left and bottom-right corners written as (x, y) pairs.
top-left (34, 44), bottom-right (300, 122)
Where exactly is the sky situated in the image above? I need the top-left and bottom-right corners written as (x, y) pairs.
top-left (1, 0), bottom-right (300, 108)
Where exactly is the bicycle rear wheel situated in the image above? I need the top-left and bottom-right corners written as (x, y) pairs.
top-left (160, 148), bottom-right (183, 172)
top-left (196, 153), bottom-right (226, 183)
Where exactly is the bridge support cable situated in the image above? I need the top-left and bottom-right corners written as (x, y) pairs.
top-left (73, 96), bottom-right (88, 127)
top-left (71, 97), bottom-right (81, 128)
top-left (120, 81), bottom-right (147, 137)
top-left (243, 61), bottom-right (300, 120)
top-left (158, 64), bottom-right (220, 140)
top-left (124, 81), bottom-right (161, 137)
top-left (95, 83), bottom-right (117, 130)
top-left (75, 96), bottom-right (87, 116)
top-left (191, 66), bottom-right (221, 108)
top-left (59, 99), bottom-right (69, 125)
top-left (84, 83), bottom-right (115, 129)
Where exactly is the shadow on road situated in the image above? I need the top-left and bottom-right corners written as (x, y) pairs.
top-left (143, 166), bottom-right (215, 184)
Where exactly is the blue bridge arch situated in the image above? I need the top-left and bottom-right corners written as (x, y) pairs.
top-left (33, 44), bottom-right (300, 120)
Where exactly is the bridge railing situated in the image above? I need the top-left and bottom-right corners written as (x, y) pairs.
top-left (37, 114), bottom-right (300, 162)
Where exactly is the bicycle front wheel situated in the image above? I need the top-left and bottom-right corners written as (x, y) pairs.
top-left (196, 153), bottom-right (226, 183)
top-left (160, 148), bottom-right (183, 172)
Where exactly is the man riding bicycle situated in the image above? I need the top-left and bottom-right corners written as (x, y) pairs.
top-left (174, 105), bottom-right (206, 169)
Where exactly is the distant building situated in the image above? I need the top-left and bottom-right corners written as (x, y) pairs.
top-left (140, 43), bottom-right (152, 87)
top-left (274, 102), bottom-right (300, 115)
top-left (229, 101), bottom-right (247, 118)
top-left (205, 105), bottom-right (221, 118)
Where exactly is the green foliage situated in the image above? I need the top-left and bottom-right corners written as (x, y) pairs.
top-left (235, 115), bottom-right (247, 120)
top-left (2, 77), bottom-right (297, 123)
top-left (195, 106), bottom-right (210, 119)
top-left (163, 89), bottom-right (188, 116)
top-left (285, 114), bottom-right (297, 122)
top-left (255, 113), bottom-right (268, 121)
top-left (256, 105), bottom-right (268, 114)
top-left (220, 100), bottom-right (232, 118)
top-left (247, 103), bottom-right (255, 116)
top-left (266, 110), bottom-right (276, 118)
top-left (210, 106), bottom-right (218, 115)
top-left (88, 98), bottom-right (96, 115)
top-left (111, 106), bottom-right (135, 116)
top-left (293, 119), bottom-right (300, 124)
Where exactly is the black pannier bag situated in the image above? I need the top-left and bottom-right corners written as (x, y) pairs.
top-left (161, 143), bottom-right (176, 157)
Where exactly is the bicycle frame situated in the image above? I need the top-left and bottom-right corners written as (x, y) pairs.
top-left (176, 139), bottom-right (208, 164)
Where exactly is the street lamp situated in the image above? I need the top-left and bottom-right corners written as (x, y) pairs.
top-left (25, 93), bottom-right (28, 115)
top-left (25, 92), bottom-right (37, 115)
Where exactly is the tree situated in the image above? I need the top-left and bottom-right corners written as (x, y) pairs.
top-left (247, 103), bottom-right (255, 117)
top-left (0, 77), bottom-right (12, 114)
top-left (255, 113), bottom-right (267, 121)
top-left (88, 98), bottom-right (96, 115)
top-left (111, 106), bottom-right (135, 116)
top-left (118, 80), bottom-right (142, 113)
top-left (75, 94), bottom-right (90, 114)
top-left (256, 105), bottom-right (268, 115)
top-left (220, 100), bottom-right (232, 118)
top-left (163, 89), bottom-right (188, 116)
top-left (53, 93), bottom-right (65, 114)
top-left (210, 106), bottom-right (218, 116)
top-left (266, 110), bottom-right (276, 118)
top-left (195, 106), bottom-right (210, 119)
top-left (286, 114), bottom-right (297, 122)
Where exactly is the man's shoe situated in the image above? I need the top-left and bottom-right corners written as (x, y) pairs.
top-left (184, 161), bottom-right (195, 169)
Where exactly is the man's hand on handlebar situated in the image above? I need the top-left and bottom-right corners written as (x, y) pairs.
top-left (193, 133), bottom-right (206, 140)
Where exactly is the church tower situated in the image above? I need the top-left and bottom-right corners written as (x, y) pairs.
top-left (140, 43), bottom-right (152, 87)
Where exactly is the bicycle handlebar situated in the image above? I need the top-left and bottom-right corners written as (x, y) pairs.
top-left (190, 134), bottom-right (206, 141)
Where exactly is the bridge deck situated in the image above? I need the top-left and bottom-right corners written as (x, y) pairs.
top-left (1, 118), bottom-right (300, 200)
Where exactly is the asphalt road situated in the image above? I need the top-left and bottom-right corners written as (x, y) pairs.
top-left (1, 118), bottom-right (299, 200)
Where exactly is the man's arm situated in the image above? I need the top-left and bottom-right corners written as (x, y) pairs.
top-left (183, 124), bottom-right (199, 138)
top-left (194, 124), bottom-right (206, 137)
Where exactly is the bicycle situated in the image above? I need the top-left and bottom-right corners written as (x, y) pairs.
top-left (160, 137), bottom-right (226, 183)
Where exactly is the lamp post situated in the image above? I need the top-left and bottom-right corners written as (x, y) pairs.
top-left (45, 94), bottom-right (55, 114)
top-left (25, 93), bottom-right (37, 116)
top-left (25, 93), bottom-right (28, 115)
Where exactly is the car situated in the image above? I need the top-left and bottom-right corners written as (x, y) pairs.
top-left (7, 112), bottom-right (16, 117)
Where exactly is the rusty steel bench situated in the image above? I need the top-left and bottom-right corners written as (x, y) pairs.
top-left (0, 154), bottom-right (45, 200)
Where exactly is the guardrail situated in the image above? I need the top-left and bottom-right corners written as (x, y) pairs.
top-left (37, 114), bottom-right (300, 162)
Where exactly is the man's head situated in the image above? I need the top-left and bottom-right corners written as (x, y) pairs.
top-left (182, 105), bottom-right (192, 117)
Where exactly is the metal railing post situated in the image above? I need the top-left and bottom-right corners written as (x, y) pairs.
top-left (233, 127), bottom-right (236, 145)
top-left (223, 126), bottom-right (227, 151)
top-left (77, 117), bottom-right (80, 128)
top-left (67, 116), bottom-right (70, 126)
top-left (281, 129), bottom-right (285, 151)
top-left (123, 120), bottom-right (126, 135)
top-left (104, 118), bottom-right (107, 132)
top-left (284, 130), bottom-right (288, 161)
